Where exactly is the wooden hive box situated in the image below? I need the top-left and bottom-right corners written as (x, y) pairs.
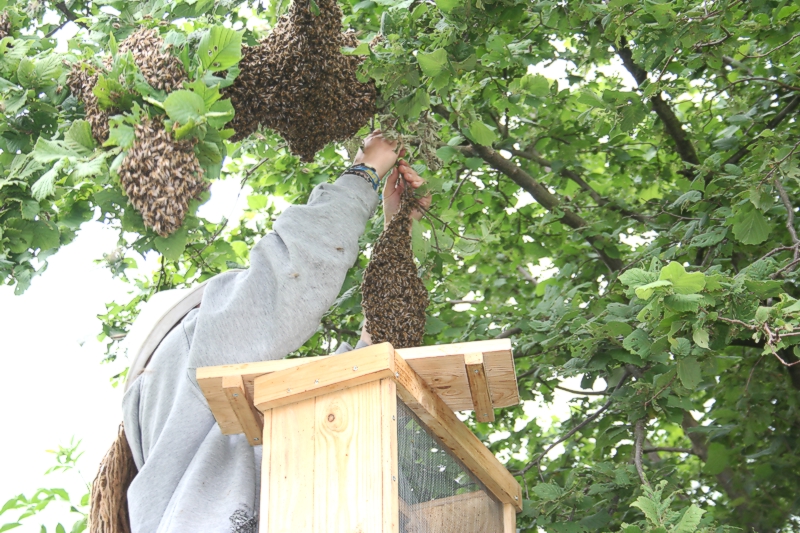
top-left (197, 339), bottom-right (522, 533)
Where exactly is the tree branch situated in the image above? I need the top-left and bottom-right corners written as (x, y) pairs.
top-left (643, 447), bottom-right (696, 455)
top-left (461, 143), bottom-right (624, 271)
top-left (614, 38), bottom-right (701, 169)
top-left (52, 1), bottom-right (88, 29)
top-left (722, 95), bottom-right (800, 170)
top-left (495, 327), bottom-right (522, 339)
top-left (509, 148), bottom-right (650, 224)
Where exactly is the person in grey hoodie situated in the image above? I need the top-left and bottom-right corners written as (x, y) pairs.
top-left (121, 131), bottom-right (430, 532)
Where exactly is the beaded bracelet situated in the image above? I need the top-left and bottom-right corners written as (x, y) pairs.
top-left (344, 164), bottom-right (382, 191)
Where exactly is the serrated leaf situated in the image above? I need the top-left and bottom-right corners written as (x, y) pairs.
top-left (31, 161), bottom-right (63, 201)
top-left (435, 0), bottom-right (463, 12)
top-left (623, 329), bottom-right (651, 357)
top-left (206, 99), bottom-right (234, 128)
top-left (164, 90), bottom-right (206, 125)
top-left (659, 262), bottom-right (705, 294)
top-left (732, 204), bottom-right (772, 245)
top-left (690, 227), bottom-right (727, 248)
top-left (64, 120), bottom-right (95, 155)
top-left (31, 138), bottom-right (79, 163)
top-left (704, 442), bottom-right (729, 475)
top-left (635, 279), bottom-right (672, 300)
top-left (198, 27), bottom-right (243, 72)
top-left (468, 121), bottom-right (498, 146)
top-left (619, 268), bottom-right (658, 288)
top-left (104, 124), bottom-right (135, 149)
top-left (154, 227), bottom-right (189, 260)
top-left (664, 293), bottom-right (702, 312)
top-left (671, 337), bottom-right (692, 356)
top-left (31, 220), bottom-right (60, 250)
top-left (674, 505), bottom-right (705, 533)
top-left (417, 48), bottom-right (448, 77)
top-left (532, 482), bottom-right (563, 501)
top-left (631, 495), bottom-right (661, 525)
top-left (73, 156), bottom-right (107, 179)
top-left (16, 58), bottom-right (35, 87)
top-left (693, 328), bottom-right (710, 349)
top-left (677, 356), bottom-right (701, 389)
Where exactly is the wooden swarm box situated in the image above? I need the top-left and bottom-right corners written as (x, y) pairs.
top-left (197, 339), bottom-right (522, 533)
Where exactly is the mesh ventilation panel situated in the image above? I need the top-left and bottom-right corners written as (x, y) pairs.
top-left (397, 399), bottom-right (504, 533)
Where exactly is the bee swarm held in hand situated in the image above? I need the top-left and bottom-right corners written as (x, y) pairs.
top-left (117, 118), bottom-right (206, 237)
top-left (361, 183), bottom-right (429, 349)
top-left (224, 0), bottom-right (376, 161)
top-left (67, 27), bottom-right (186, 143)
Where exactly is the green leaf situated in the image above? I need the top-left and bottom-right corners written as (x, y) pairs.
top-left (468, 121), bottom-right (498, 146)
top-left (16, 58), bottom-right (35, 87)
top-left (671, 337), bottom-right (692, 357)
top-left (0, 524), bottom-right (22, 532)
top-left (64, 120), bottom-right (96, 155)
top-left (31, 220), bottom-right (60, 250)
top-left (31, 160), bottom-right (65, 201)
top-left (31, 139), bottom-right (79, 163)
top-left (207, 99), bottom-right (235, 128)
top-left (623, 329), bottom-right (651, 357)
top-left (104, 124), bottom-right (135, 148)
top-left (198, 27), bottom-right (243, 72)
top-left (154, 227), bottom-right (189, 260)
top-left (677, 357), bottom-right (701, 389)
top-left (664, 293), bottom-right (703, 312)
top-left (674, 505), bottom-right (705, 533)
top-left (619, 268), bottom-right (658, 288)
top-left (659, 262), bottom-right (705, 294)
top-left (435, 0), bottom-right (463, 12)
top-left (704, 442), bottom-right (729, 475)
top-left (417, 48), bottom-right (449, 77)
top-left (635, 279), bottom-right (672, 300)
top-left (731, 204), bottom-right (772, 245)
top-left (532, 482), bottom-right (563, 501)
top-left (521, 74), bottom-right (550, 97)
top-left (631, 495), bottom-right (661, 525)
top-left (164, 90), bottom-right (206, 125)
top-left (693, 328), bottom-right (710, 349)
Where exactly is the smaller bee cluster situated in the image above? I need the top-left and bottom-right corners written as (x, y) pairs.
top-left (67, 27), bottom-right (186, 143)
top-left (0, 11), bottom-right (11, 40)
top-left (117, 118), bottom-right (206, 237)
top-left (225, 0), bottom-right (376, 161)
top-left (66, 64), bottom-right (111, 142)
top-left (361, 182), bottom-right (429, 348)
top-left (116, 27), bottom-right (186, 93)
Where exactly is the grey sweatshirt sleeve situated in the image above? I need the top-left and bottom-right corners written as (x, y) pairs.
top-left (187, 173), bottom-right (379, 369)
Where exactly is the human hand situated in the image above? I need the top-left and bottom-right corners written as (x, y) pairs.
top-left (353, 130), bottom-right (403, 178)
top-left (383, 160), bottom-right (432, 230)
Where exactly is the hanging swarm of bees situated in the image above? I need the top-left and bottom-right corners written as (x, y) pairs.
top-left (117, 118), bottom-right (206, 237)
top-left (0, 11), bottom-right (11, 40)
top-left (224, 0), bottom-right (376, 161)
top-left (116, 27), bottom-right (186, 93)
top-left (66, 64), bottom-right (111, 142)
top-left (361, 183), bottom-right (429, 348)
top-left (67, 28), bottom-right (186, 143)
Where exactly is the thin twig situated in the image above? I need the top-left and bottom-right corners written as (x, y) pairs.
top-left (642, 447), bottom-right (696, 455)
top-left (514, 370), bottom-right (631, 476)
top-left (744, 34), bottom-right (800, 59)
top-left (634, 419), bottom-right (651, 488)
top-left (774, 177), bottom-right (799, 249)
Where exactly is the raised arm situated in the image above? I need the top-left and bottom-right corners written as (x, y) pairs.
top-left (187, 133), bottom-right (401, 368)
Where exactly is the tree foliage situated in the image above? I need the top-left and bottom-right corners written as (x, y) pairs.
top-left (3, 0), bottom-right (800, 531)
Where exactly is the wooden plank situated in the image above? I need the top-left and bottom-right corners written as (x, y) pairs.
top-left (464, 352), bottom-right (495, 423)
top-left (392, 352), bottom-right (523, 511)
top-left (503, 502), bottom-right (516, 533)
top-left (313, 382), bottom-right (384, 533)
top-left (222, 374), bottom-right (264, 445)
top-left (253, 343), bottom-right (396, 411)
top-left (397, 340), bottom-right (518, 411)
top-left (197, 339), bottom-right (519, 435)
top-left (197, 357), bottom-right (325, 435)
top-left (267, 397), bottom-right (315, 533)
top-left (258, 409), bottom-right (272, 533)
top-left (408, 491), bottom-right (505, 533)
top-left (380, 379), bottom-right (399, 533)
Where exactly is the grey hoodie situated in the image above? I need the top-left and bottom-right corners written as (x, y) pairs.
top-left (122, 173), bottom-right (379, 532)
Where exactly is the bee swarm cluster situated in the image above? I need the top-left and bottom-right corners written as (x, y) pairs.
top-left (225, 0), bottom-right (376, 161)
top-left (67, 27), bottom-right (186, 143)
top-left (116, 27), bottom-right (187, 93)
top-left (117, 118), bottom-right (206, 237)
top-left (0, 11), bottom-right (11, 40)
top-left (361, 183), bottom-right (429, 348)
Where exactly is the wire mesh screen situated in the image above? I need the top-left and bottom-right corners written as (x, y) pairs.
top-left (396, 399), bottom-right (504, 533)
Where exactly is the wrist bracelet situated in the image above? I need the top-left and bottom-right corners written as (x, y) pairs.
top-left (345, 164), bottom-right (382, 191)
